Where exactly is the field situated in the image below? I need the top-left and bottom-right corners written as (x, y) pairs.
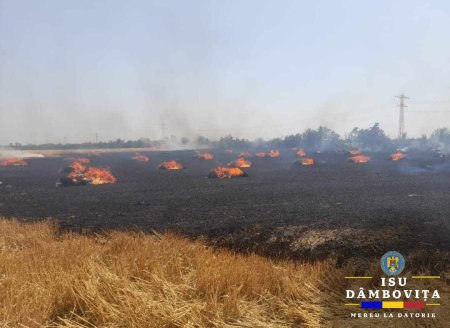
top-left (0, 219), bottom-right (448, 327)
top-left (0, 149), bottom-right (449, 262)
top-left (0, 149), bottom-right (449, 326)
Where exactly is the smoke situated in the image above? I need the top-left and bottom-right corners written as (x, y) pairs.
top-left (0, 148), bottom-right (45, 159)
top-left (1, 1), bottom-right (450, 144)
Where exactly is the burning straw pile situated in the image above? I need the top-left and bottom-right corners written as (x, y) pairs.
top-left (0, 158), bottom-right (27, 167)
top-left (59, 158), bottom-right (116, 186)
top-left (208, 167), bottom-right (247, 179)
top-left (132, 153), bottom-right (150, 162)
top-left (348, 149), bottom-right (371, 164)
top-left (158, 160), bottom-right (184, 170)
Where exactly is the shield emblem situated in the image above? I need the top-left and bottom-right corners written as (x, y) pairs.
top-left (387, 256), bottom-right (399, 272)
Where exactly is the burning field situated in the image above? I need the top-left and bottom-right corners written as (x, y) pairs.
top-left (1, 148), bottom-right (450, 327)
top-left (0, 148), bottom-right (449, 265)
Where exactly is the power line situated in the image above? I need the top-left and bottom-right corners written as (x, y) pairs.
top-left (407, 110), bottom-right (450, 113)
top-left (395, 93), bottom-right (408, 139)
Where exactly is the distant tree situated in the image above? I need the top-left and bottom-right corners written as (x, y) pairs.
top-left (282, 133), bottom-right (302, 148)
top-left (196, 136), bottom-right (210, 146)
top-left (430, 128), bottom-right (450, 147)
top-left (351, 123), bottom-right (392, 151)
top-left (301, 126), bottom-right (341, 151)
top-left (217, 135), bottom-right (251, 149)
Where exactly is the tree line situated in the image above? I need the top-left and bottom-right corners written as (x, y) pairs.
top-left (7, 124), bottom-right (450, 152)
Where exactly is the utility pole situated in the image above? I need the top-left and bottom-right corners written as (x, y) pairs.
top-left (396, 93), bottom-right (409, 139)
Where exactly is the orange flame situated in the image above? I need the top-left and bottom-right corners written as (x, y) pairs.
top-left (67, 160), bottom-right (116, 185)
top-left (132, 154), bottom-right (150, 162)
top-left (390, 152), bottom-right (406, 161)
top-left (268, 149), bottom-right (280, 158)
top-left (234, 158), bottom-right (252, 168)
top-left (349, 155), bottom-right (370, 163)
top-left (159, 160), bottom-right (184, 170)
top-left (70, 161), bottom-right (86, 172)
top-left (296, 148), bottom-right (306, 157)
top-left (67, 157), bottom-right (90, 164)
top-left (197, 153), bottom-right (214, 160)
top-left (83, 167), bottom-right (116, 185)
top-left (255, 152), bottom-right (267, 158)
top-left (301, 158), bottom-right (314, 166)
top-left (209, 167), bottom-right (247, 179)
top-left (0, 158), bottom-right (27, 167)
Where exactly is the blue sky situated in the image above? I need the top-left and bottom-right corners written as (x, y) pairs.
top-left (1, 0), bottom-right (450, 143)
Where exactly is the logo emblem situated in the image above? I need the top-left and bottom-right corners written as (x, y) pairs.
top-left (381, 251), bottom-right (405, 276)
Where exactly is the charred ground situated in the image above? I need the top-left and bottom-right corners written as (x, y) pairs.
top-left (0, 149), bottom-right (449, 267)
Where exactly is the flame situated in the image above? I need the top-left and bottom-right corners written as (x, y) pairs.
top-left (268, 149), bottom-right (280, 158)
top-left (209, 167), bottom-right (247, 179)
top-left (159, 160), bottom-right (184, 170)
top-left (301, 158), bottom-right (314, 166)
top-left (66, 160), bottom-right (116, 185)
top-left (296, 148), bottom-right (306, 157)
top-left (132, 154), bottom-right (150, 162)
top-left (234, 158), bottom-right (252, 168)
top-left (391, 152), bottom-right (406, 161)
top-left (197, 152), bottom-right (214, 160)
top-left (67, 157), bottom-right (90, 164)
top-left (349, 155), bottom-right (370, 163)
top-left (83, 167), bottom-right (116, 185)
top-left (349, 150), bottom-right (361, 155)
top-left (70, 161), bottom-right (87, 172)
top-left (0, 158), bottom-right (27, 167)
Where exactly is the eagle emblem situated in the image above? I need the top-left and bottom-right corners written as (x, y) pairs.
top-left (381, 251), bottom-right (405, 275)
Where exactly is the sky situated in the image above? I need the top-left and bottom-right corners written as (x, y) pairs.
top-left (1, 0), bottom-right (450, 144)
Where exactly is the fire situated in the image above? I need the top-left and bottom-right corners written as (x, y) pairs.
top-left (63, 160), bottom-right (116, 185)
top-left (234, 158), bottom-right (252, 168)
top-left (268, 149), bottom-right (280, 158)
top-left (301, 158), bottom-right (314, 166)
top-left (83, 167), bottom-right (116, 185)
top-left (349, 150), bottom-right (361, 155)
top-left (197, 152), bottom-right (214, 160)
top-left (391, 152), bottom-right (406, 161)
top-left (296, 148), bottom-right (306, 157)
top-left (349, 155), bottom-right (371, 163)
top-left (159, 160), bottom-right (184, 170)
top-left (132, 154), bottom-right (150, 162)
top-left (0, 158), bottom-right (27, 167)
top-left (70, 161), bottom-right (86, 172)
top-left (209, 167), bottom-right (247, 179)
top-left (67, 157), bottom-right (90, 164)
top-left (255, 150), bottom-right (280, 158)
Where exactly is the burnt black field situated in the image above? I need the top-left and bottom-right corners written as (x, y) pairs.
top-left (1, 149), bottom-right (449, 264)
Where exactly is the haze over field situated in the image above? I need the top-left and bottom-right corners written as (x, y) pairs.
top-left (1, 0), bottom-right (450, 144)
